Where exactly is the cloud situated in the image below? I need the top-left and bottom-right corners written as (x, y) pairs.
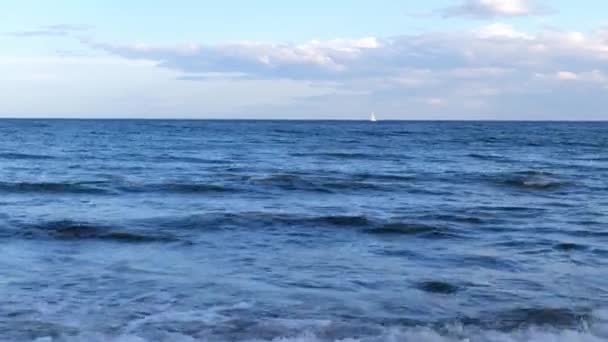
top-left (548, 70), bottom-right (607, 83)
top-left (85, 37), bottom-right (384, 80)
top-left (86, 26), bottom-right (608, 83)
top-left (5, 20), bottom-right (608, 119)
top-left (80, 24), bottom-right (608, 119)
top-left (6, 24), bottom-right (90, 38)
top-left (441, 0), bottom-right (546, 18)
top-left (475, 23), bottom-right (533, 39)
top-left (556, 71), bottom-right (578, 81)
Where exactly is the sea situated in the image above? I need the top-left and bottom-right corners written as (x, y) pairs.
top-left (0, 120), bottom-right (607, 342)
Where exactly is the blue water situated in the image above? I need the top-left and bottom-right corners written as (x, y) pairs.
top-left (1, 120), bottom-right (607, 341)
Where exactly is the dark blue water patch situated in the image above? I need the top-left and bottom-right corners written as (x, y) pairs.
top-left (475, 205), bottom-right (545, 212)
top-left (306, 215), bottom-right (371, 227)
top-left (362, 222), bottom-right (463, 239)
top-left (415, 280), bottom-right (460, 294)
top-left (0, 180), bottom-right (239, 196)
top-left (362, 222), bottom-right (436, 235)
top-left (289, 152), bottom-right (371, 159)
top-left (591, 248), bottom-right (608, 257)
top-left (247, 174), bottom-right (332, 193)
top-left (246, 174), bottom-right (387, 193)
top-left (16, 220), bottom-right (178, 243)
top-left (138, 212), bottom-right (375, 232)
top-left (568, 229), bottom-right (608, 239)
top-left (0, 181), bottom-right (110, 194)
top-left (288, 151), bottom-right (406, 161)
top-left (151, 155), bottom-right (228, 164)
top-left (554, 242), bottom-right (589, 252)
top-left (117, 182), bottom-right (236, 194)
top-left (467, 153), bottom-right (513, 163)
top-left (350, 172), bottom-right (416, 182)
top-left (373, 248), bottom-right (419, 258)
top-left (491, 238), bottom-right (555, 250)
top-left (0, 152), bottom-right (55, 160)
top-left (417, 213), bottom-right (486, 225)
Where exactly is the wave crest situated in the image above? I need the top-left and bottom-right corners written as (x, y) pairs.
top-left (25, 220), bottom-right (176, 243)
top-left (0, 181), bottom-right (109, 194)
top-left (492, 171), bottom-right (570, 191)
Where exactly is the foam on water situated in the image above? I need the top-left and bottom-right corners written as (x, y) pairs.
top-left (28, 310), bottom-right (608, 342)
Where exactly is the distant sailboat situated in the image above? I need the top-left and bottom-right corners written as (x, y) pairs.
top-left (370, 112), bottom-right (377, 122)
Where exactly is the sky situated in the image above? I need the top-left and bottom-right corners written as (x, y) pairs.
top-left (1, 0), bottom-right (608, 120)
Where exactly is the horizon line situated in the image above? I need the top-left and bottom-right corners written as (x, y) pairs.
top-left (0, 117), bottom-right (606, 123)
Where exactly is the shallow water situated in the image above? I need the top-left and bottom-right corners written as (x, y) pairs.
top-left (0, 120), bottom-right (607, 341)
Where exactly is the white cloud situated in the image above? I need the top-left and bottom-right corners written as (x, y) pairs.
top-left (441, 0), bottom-right (545, 18)
top-left (86, 37), bottom-right (384, 80)
top-left (479, 0), bottom-right (531, 15)
top-left (476, 23), bottom-right (533, 39)
top-left (556, 71), bottom-right (578, 81)
top-left (87, 25), bottom-right (608, 84)
top-left (553, 70), bottom-right (608, 83)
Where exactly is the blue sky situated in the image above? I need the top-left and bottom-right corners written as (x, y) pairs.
top-left (2, 0), bottom-right (608, 119)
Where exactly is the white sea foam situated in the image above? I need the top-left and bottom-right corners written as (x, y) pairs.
top-left (31, 327), bottom-right (608, 342)
top-left (31, 311), bottom-right (608, 342)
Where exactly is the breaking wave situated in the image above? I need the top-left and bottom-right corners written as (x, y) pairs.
top-left (24, 308), bottom-right (608, 342)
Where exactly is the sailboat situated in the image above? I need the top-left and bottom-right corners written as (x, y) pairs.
top-left (370, 112), bottom-right (377, 122)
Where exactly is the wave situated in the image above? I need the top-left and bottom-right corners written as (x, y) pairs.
top-left (146, 213), bottom-right (375, 232)
top-left (494, 171), bottom-right (570, 191)
top-left (127, 213), bottom-right (474, 242)
top-left (363, 222), bottom-right (460, 239)
top-left (0, 180), bottom-right (235, 195)
top-left (0, 152), bottom-right (55, 160)
top-left (306, 215), bottom-right (371, 227)
top-left (152, 155), bottom-right (227, 164)
top-left (249, 174), bottom-right (386, 193)
top-left (23, 220), bottom-right (177, 243)
top-left (119, 182), bottom-right (235, 194)
top-left (417, 213), bottom-right (486, 225)
top-left (24, 308), bottom-right (608, 342)
top-left (289, 152), bottom-right (376, 159)
top-left (351, 172), bottom-right (416, 182)
top-left (468, 153), bottom-right (512, 162)
top-left (0, 171), bottom-right (414, 196)
top-left (0, 181), bottom-right (110, 194)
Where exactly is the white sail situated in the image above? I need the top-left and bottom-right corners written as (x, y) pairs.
top-left (370, 112), bottom-right (377, 122)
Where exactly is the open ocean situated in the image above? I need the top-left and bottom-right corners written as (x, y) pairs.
top-left (0, 119), bottom-right (607, 342)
